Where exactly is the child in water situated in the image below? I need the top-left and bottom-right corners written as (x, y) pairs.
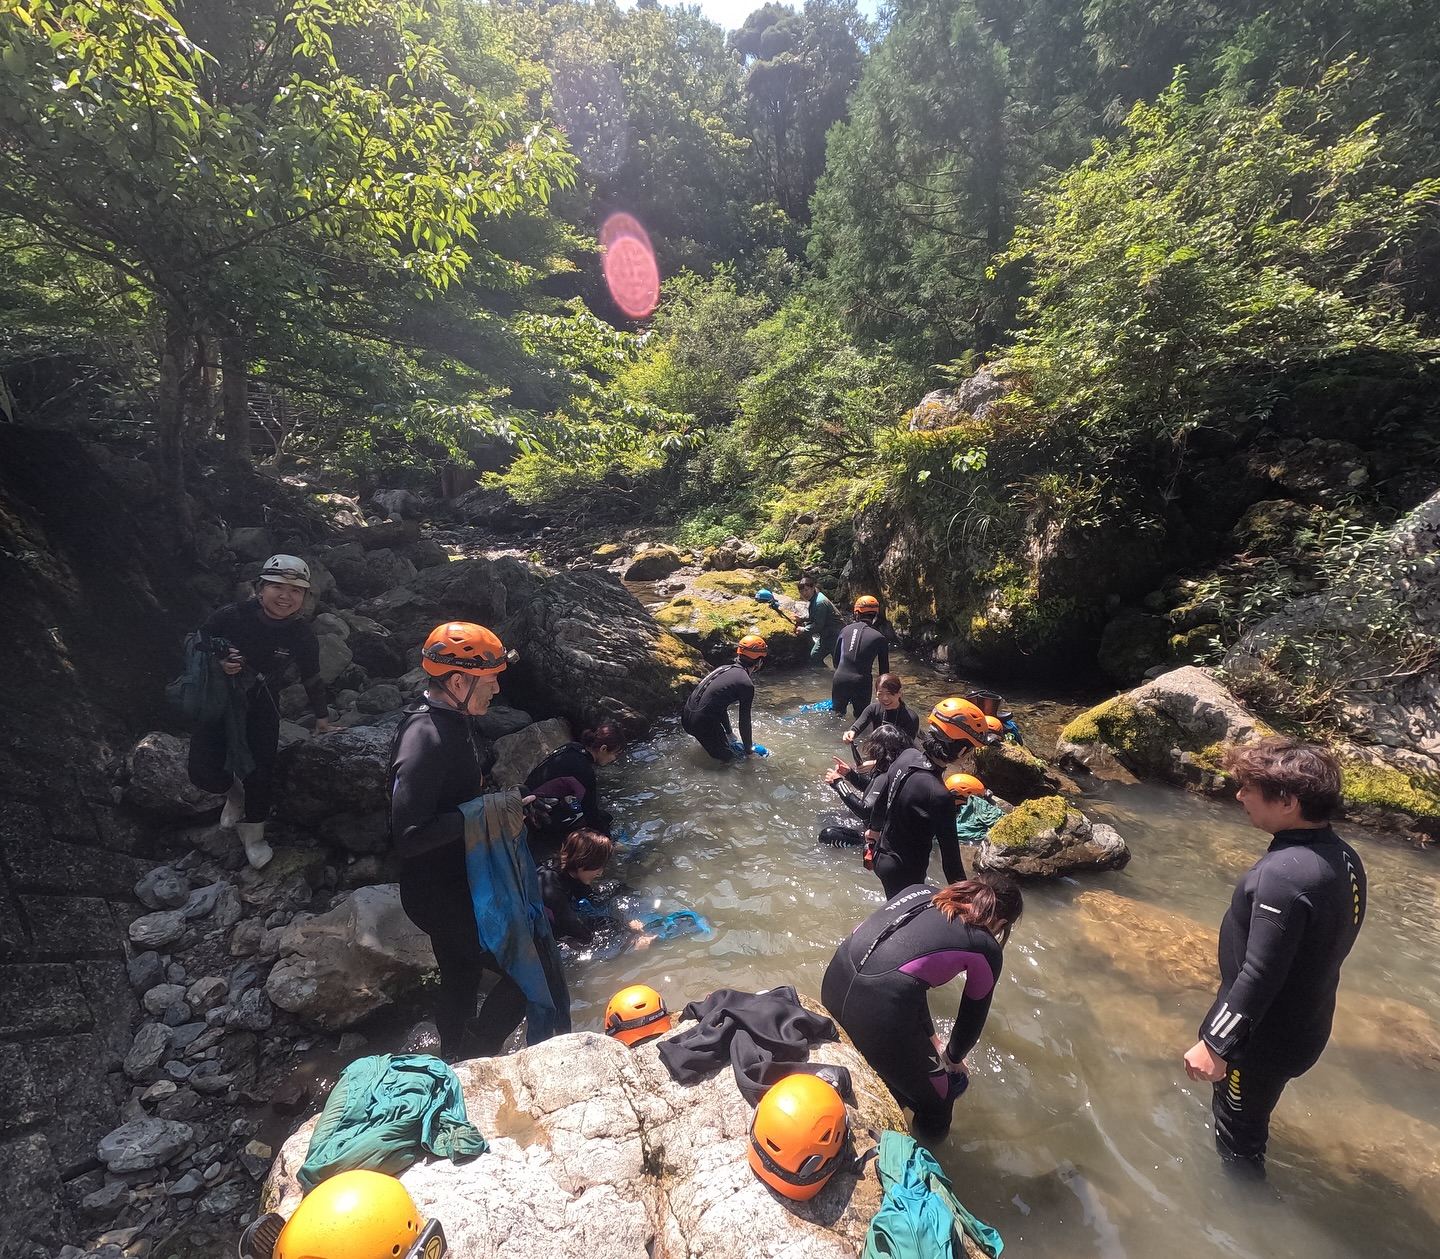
top-left (538, 829), bottom-right (655, 950)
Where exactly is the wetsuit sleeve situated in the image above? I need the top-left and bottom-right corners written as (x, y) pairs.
top-left (830, 778), bottom-right (869, 821)
top-left (1200, 876), bottom-right (1312, 1061)
top-left (947, 991), bottom-right (995, 1062)
top-left (931, 786), bottom-right (964, 884)
top-left (865, 767), bottom-right (892, 833)
top-left (738, 689), bottom-right (753, 752)
top-left (540, 868), bottom-right (593, 943)
top-left (877, 635), bottom-right (890, 677)
top-left (389, 719), bottom-right (466, 858)
top-left (849, 702), bottom-right (879, 740)
top-left (576, 759), bottom-right (608, 831)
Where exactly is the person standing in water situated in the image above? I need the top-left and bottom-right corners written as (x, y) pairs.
top-left (1182, 736), bottom-right (1367, 1179)
top-left (388, 621), bottom-right (527, 1061)
top-left (186, 554), bottom-right (332, 869)
top-left (843, 673), bottom-right (920, 745)
top-left (831, 596), bottom-right (889, 718)
top-left (823, 873), bottom-right (1023, 1139)
top-left (681, 635), bottom-right (768, 761)
top-left (797, 575), bottom-right (842, 667)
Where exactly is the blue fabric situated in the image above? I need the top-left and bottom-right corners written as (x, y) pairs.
top-left (861, 1130), bottom-right (1004, 1259)
top-left (955, 795), bottom-right (1005, 845)
top-left (297, 1054), bottom-right (486, 1191)
top-left (637, 909), bottom-right (714, 940)
top-left (459, 793), bottom-right (571, 1044)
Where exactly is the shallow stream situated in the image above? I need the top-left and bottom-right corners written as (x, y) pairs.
top-left (567, 657), bottom-right (1440, 1259)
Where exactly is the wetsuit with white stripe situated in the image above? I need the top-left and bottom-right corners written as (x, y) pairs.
top-left (830, 620), bottom-right (889, 717)
top-left (1199, 825), bottom-right (1366, 1164)
top-left (822, 884), bottom-right (1003, 1135)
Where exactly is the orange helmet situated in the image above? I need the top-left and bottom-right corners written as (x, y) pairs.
top-left (736, 634), bottom-right (769, 661)
top-left (985, 715), bottom-right (1003, 734)
top-left (604, 984), bottom-right (671, 1046)
top-left (944, 772), bottom-right (987, 799)
top-left (928, 697), bottom-right (996, 747)
top-left (748, 1074), bottom-right (848, 1201)
top-left (421, 622), bottom-right (507, 677)
top-left (853, 595), bottom-right (880, 616)
top-left (268, 1170), bottom-right (424, 1259)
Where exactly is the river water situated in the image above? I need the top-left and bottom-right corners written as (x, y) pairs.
top-left (565, 658), bottom-right (1440, 1259)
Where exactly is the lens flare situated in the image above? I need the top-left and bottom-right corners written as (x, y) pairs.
top-left (600, 212), bottom-right (660, 319)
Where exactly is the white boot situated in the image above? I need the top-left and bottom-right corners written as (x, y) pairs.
top-left (220, 779), bottom-right (246, 829)
top-left (236, 821), bottom-right (273, 870)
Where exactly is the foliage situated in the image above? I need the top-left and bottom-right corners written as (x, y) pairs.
top-left (998, 68), bottom-right (1440, 447)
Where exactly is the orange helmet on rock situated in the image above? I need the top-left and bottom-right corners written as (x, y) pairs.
top-left (736, 634), bottom-right (769, 661)
top-left (421, 622), bottom-right (507, 677)
top-left (944, 772), bottom-right (988, 799)
top-left (748, 1074), bottom-right (849, 1201)
top-left (985, 715), bottom-right (1004, 735)
top-left (853, 595), bottom-right (880, 616)
top-left (269, 1170), bottom-right (423, 1259)
top-left (928, 697), bottom-right (997, 748)
top-left (604, 984), bottom-right (671, 1046)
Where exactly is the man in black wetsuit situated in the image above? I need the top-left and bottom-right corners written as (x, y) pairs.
top-left (681, 635), bottom-right (767, 761)
top-left (187, 554), bottom-right (332, 869)
top-left (864, 697), bottom-right (999, 898)
top-left (1183, 736), bottom-right (1367, 1178)
top-left (831, 596), bottom-right (888, 718)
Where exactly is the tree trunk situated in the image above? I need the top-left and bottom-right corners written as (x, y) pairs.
top-left (157, 314), bottom-right (196, 547)
top-left (220, 336), bottom-right (251, 470)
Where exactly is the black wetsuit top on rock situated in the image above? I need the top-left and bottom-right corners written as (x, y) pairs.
top-left (1200, 826), bottom-right (1367, 1075)
top-left (683, 663), bottom-right (755, 749)
top-left (525, 742), bottom-right (610, 833)
top-left (848, 700), bottom-right (920, 742)
top-left (201, 601), bottom-right (326, 717)
top-left (869, 749), bottom-right (963, 894)
top-left (832, 621), bottom-right (890, 688)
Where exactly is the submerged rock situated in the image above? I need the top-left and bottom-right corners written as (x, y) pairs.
top-left (265, 885), bottom-right (436, 1030)
top-left (265, 1027), bottom-right (920, 1259)
top-left (976, 796), bottom-right (1130, 877)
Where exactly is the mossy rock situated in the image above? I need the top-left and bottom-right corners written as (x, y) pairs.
top-left (987, 795), bottom-right (1073, 849)
top-left (1167, 625), bottom-right (1220, 666)
top-left (1339, 758), bottom-right (1440, 820)
top-left (591, 542), bottom-right (626, 561)
top-left (1059, 695), bottom-right (1188, 779)
top-left (652, 585), bottom-right (806, 664)
top-left (974, 741), bottom-right (1067, 803)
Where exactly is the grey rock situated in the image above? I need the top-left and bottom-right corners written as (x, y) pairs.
top-left (165, 1061), bottom-right (193, 1080)
top-left (123, 1022), bottom-right (171, 1078)
top-left (156, 1088), bottom-right (201, 1121)
top-left (142, 1080), bottom-right (178, 1103)
top-left (168, 1022), bottom-right (208, 1049)
top-left (186, 976), bottom-right (228, 1013)
top-left (161, 1000), bottom-right (194, 1026)
top-left (141, 983), bottom-right (187, 1017)
top-left (266, 885), bottom-right (436, 1030)
top-left (126, 951), bottom-right (166, 994)
top-left (169, 1171), bottom-right (204, 1196)
top-left (229, 919), bottom-right (265, 958)
top-left (80, 1180), bottom-right (133, 1220)
top-left (228, 527), bottom-right (273, 561)
top-left (123, 733), bottom-right (226, 816)
top-left (128, 908), bottom-right (187, 949)
top-left (490, 718), bottom-right (572, 789)
top-left (166, 961), bottom-right (187, 984)
top-left (317, 810), bottom-right (389, 854)
top-left (199, 1180), bottom-right (248, 1216)
top-left (135, 866), bottom-right (191, 910)
top-left (472, 703), bottom-right (533, 739)
top-left (623, 545), bottom-right (685, 581)
top-left (213, 884), bottom-right (244, 930)
top-left (274, 724), bottom-right (392, 828)
top-left (228, 958), bottom-right (262, 998)
top-left (96, 1117), bottom-right (193, 1173)
top-left (976, 801), bottom-right (1132, 878)
top-left (181, 880), bottom-right (229, 920)
top-left (229, 988), bottom-right (273, 1032)
top-left (312, 612), bottom-right (350, 640)
top-left (356, 683), bottom-right (401, 714)
top-left (315, 634), bottom-right (353, 685)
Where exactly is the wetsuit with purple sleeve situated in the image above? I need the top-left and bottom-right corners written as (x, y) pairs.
top-left (821, 884), bottom-right (1003, 1135)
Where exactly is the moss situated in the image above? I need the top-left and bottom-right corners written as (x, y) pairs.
top-left (987, 795), bottom-right (1071, 848)
top-left (692, 570), bottom-right (762, 597)
top-left (591, 542), bottom-right (626, 560)
top-left (1188, 742), bottom-right (1230, 775)
top-left (1340, 759), bottom-right (1440, 818)
top-left (1168, 624), bottom-right (1220, 665)
top-left (1059, 694), bottom-right (1187, 778)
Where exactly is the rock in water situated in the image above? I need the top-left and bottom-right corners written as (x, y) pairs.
top-left (274, 725), bottom-right (393, 828)
top-left (622, 545), bottom-right (685, 581)
top-left (976, 796), bottom-right (1131, 877)
top-left (123, 732), bottom-right (225, 815)
top-left (97, 1118), bottom-right (193, 1173)
top-left (973, 742), bottom-right (1072, 803)
top-left (266, 1028), bottom-right (910, 1259)
top-left (266, 885), bottom-right (437, 1030)
top-left (490, 718), bottom-right (572, 789)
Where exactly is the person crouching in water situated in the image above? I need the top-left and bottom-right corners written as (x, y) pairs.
top-left (819, 724), bottom-right (913, 850)
top-left (388, 622), bottom-right (567, 1061)
top-left (681, 635), bottom-right (767, 761)
top-left (186, 554), bottom-right (332, 870)
top-left (823, 872), bottom-right (1023, 1139)
top-left (538, 828), bottom-right (655, 951)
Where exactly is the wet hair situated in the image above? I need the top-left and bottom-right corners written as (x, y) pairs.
top-left (877, 673), bottom-right (903, 696)
top-left (581, 724), bottom-right (626, 755)
top-left (863, 724), bottom-right (913, 772)
top-left (932, 872), bottom-right (1023, 945)
top-left (798, 573), bottom-right (817, 588)
top-left (559, 828), bottom-right (613, 875)
top-left (1222, 735), bottom-right (1342, 823)
top-left (918, 726), bottom-right (966, 766)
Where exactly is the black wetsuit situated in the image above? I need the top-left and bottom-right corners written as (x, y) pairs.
top-left (1199, 826), bottom-right (1366, 1166)
top-left (820, 766), bottom-right (883, 849)
top-left (869, 749), bottom-right (963, 898)
top-left (822, 884), bottom-right (1004, 1136)
top-left (388, 699), bottom-right (527, 1058)
top-left (682, 663), bottom-right (755, 761)
top-left (847, 699), bottom-right (920, 743)
top-left (537, 859), bottom-right (598, 945)
top-left (186, 601), bottom-right (326, 823)
top-left (524, 742), bottom-right (612, 862)
top-left (831, 620), bottom-right (889, 718)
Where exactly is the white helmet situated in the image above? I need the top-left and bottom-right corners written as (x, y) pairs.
top-left (257, 554), bottom-right (311, 589)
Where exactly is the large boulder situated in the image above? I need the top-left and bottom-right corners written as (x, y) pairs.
top-left (275, 725), bottom-right (392, 832)
top-left (1056, 666), bottom-right (1267, 784)
top-left (976, 796), bottom-right (1130, 877)
top-left (973, 741), bottom-right (1072, 803)
top-left (264, 1024), bottom-right (926, 1259)
top-left (1096, 611), bottom-right (1169, 683)
top-left (123, 732), bottom-right (224, 815)
top-left (650, 570), bottom-right (810, 666)
top-left (265, 884), bottom-right (437, 1030)
top-left (490, 718), bottom-right (571, 788)
top-left (355, 556), bottom-right (510, 643)
top-left (622, 545), bottom-right (685, 581)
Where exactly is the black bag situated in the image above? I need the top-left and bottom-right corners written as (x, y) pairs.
top-left (165, 632), bottom-right (232, 725)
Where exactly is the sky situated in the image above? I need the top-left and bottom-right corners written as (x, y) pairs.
top-left (619, 0), bottom-right (885, 33)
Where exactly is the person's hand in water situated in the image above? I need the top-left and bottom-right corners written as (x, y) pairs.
top-left (628, 920), bottom-right (657, 950)
top-left (1183, 1040), bottom-right (1227, 1082)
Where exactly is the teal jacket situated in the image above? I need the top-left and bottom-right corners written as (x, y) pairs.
top-left (861, 1129), bottom-right (1003, 1259)
top-left (297, 1054), bottom-right (487, 1191)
